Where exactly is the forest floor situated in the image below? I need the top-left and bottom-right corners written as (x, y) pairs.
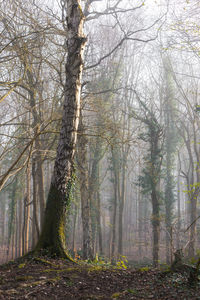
top-left (0, 255), bottom-right (200, 299)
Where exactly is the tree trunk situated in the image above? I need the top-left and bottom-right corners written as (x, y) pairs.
top-left (32, 158), bottom-right (40, 248)
top-left (118, 159), bottom-right (126, 255)
top-left (35, 0), bottom-right (86, 258)
top-left (138, 192), bottom-right (143, 258)
top-left (18, 193), bottom-right (23, 257)
top-left (0, 196), bottom-right (5, 249)
top-left (110, 146), bottom-right (120, 260)
top-left (111, 174), bottom-right (118, 261)
top-left (77, 119), bottom-right (93, 260)
top-left (96, 184), bottom-right (103, 255)
top-left (72, 203), bottom-right (78, 253)
top-left (35, 138), bottom-right (45, 229)
top-left (89, 137), bottom-right (103, 256)
top-left (188, 197), bottom-right (197, 257)
top-left (8, 177), bottom-right (18, 258)
top-left (176, 156), bottom-right (181, 250)
top-left (23, 165), bottom-right (31, 255)
top-left (152, 192), bottom-right (160, 267)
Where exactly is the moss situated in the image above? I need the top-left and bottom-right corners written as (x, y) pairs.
top-left (111, 292), bottom-right (121, 298)
top-left (18, 263), bottom-right (26, 269)
top-left (87, 265), bottom-right (107, 273)
top-left (47, 276), bottom-right (61, 283)
top-left (21, 280), bottom-right (45, 288)
top-left (34, 183), bottom-right (74, 262)
top-left (15, 276), bottom-right (34, 281)
top-left (138, 266), bottom-right (150, 272)
top-left (126, 289), bottom-right (137, 295)
top-left (33, 257), bottom-right (59, 268)
top-left (20, 277), bottom-right (61, 288)
top-left (42, 267), bottom-right (78, 273)
top-left (66, 280), bottom-right (73, 287)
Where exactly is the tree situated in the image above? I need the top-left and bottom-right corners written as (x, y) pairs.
top-left (35, 0), bottom-right (87, 258)
top-left (133, 98), bottom-right (163, 267)
top-left (77, 114), bottom-right (93, 259)
top-left (162, 56), bottom-right (178, 264)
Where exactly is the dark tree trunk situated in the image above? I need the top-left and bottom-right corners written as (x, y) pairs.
top-left (23, 164), bottom-right (31, 255)
top-left (32, 158), bottom-right (40, 248)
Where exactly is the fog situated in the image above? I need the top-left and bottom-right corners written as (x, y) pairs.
top-left (0, 0), bottom-right (200, 267)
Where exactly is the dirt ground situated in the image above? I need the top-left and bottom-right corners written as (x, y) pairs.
top-left (0, 256), bottom-right (200, 299)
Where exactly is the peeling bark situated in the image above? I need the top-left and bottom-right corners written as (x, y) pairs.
top-left (35, 0), bottom-right (86, 258)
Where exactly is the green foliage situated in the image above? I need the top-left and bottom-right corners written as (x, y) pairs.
top-left (136, 103), bottom-right (163, 198)
top-left (138, 266), bottom-right (150, 272)
top-left (183, 182), bottom-right (200, 196)
top-left (115, 256), bottom-right (128, 270)
top-left (190, 257), bottom-right (198, 265)
top-left (65, 172), bottom-right (77, 206)
top-left (112, 292), bottom-right (121, 298)
top-left (18, 263), bottom-right (26, 269)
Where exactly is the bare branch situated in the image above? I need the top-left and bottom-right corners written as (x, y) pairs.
top-left (85, 13), bottom-right (166, 70)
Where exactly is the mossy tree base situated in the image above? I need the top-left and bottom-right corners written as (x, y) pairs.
top-left (34, 184), bottom-right (73, 262)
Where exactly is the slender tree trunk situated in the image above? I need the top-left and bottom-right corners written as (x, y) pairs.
top-left (77, 120), bottom-right (93, 260)
top-left (118, 160), bottom-right (126, 255)
top-left (15, 206), bottom-right (19, 258)
top-left (11, 227), bottom-right (15, 260)
top-left (7, 177), bottom-right (18, 259)
top-left (152, 189), bottom-right (160, 267)
top-left (18, 194), bottom-right (23, 257)
top-left (138, 192), bottom-right (143, 258)
top-left (0, 196), bottom-right (5, 248)
top-left (188, 126), bottom-right (200, 257)
top-left (35, 0), bottom-right (86, 258)
top-left (188, 197), bottom-right (197, 257)
top-left (177, 156), bottom-right (181, 250)
top-left (96, 185), bottom-right (103, 255)
top-left (23, 165), bottom-right (31, 254)
top-left (110, 146), bottom-right (120, 260)
top-left (32, 159), bottom-right (40, 248)
top-left (88, 137), bottom-right (103, 256)
top-left (35, 138), bottom-right (45, 228)
top-left (72, 203), bottom-right (78, 253)
top-left (111, 176), bottom-right (118, 261)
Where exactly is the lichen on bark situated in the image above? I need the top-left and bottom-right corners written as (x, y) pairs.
top-left (34, 0), bottom-right (86, 259)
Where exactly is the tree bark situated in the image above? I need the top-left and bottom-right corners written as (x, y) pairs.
top-left (35, 0), bottom-right (86, 258)
top-left (23, 164), bottom-right (31, 255)
top-left (32, 158), bottom-right (40, 248)
top-left (152, 189), bottom-right (160, 267)
top-left (77, 119), bottom-right (93, 260)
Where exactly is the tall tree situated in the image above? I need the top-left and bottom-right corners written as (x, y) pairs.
top-left (133, 98), bottom-right (163, 267)
top-left (162, 56), bottom-right (178, 264)
top-left (35, 0), bottom-right (87, 258)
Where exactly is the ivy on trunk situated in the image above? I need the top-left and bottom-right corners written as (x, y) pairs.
top-left (34, 0), bottom-right (86, 258)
